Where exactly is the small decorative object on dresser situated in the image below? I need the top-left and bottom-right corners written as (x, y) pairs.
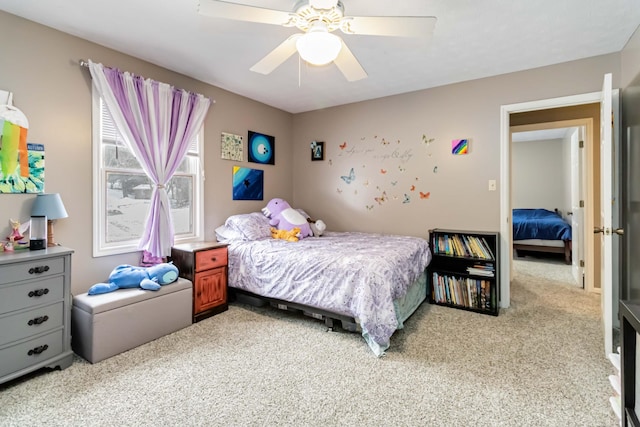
top-left (427, 229), bottom-right (500, 316)
top-left (0, 246), bottom-right (74, 385)
top-left (170, 242), bottom-right (229, 322)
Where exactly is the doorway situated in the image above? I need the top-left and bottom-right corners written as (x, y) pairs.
top-left (510, 121), bottom-right (592, 290)
top-left (499, 93), bottom-right (603, 308)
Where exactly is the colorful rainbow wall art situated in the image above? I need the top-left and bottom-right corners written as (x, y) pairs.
top-left (451, 139), bottom-right (469, 155)
top-left (0, 105), bottom-right (44, 193)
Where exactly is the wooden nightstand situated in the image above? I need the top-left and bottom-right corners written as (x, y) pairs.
top-left (170, 242), bottom-right (228, 322)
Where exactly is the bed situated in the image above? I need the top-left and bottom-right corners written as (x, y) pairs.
top-left (512, 208), bottom-right (572, 264)
top-left (215, 212), bottom-right (432, 356)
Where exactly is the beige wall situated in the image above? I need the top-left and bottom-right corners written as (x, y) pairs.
top-left (291, 55), bottom-right (620, 237)
top-left (512, 139), bottom-right (566, 211)
top-left (0, 11), bottom-right (293, 293)
top-left (622, 25), bottom-right (640, 87)
top-left (0, 10), bottom-right (630, 294)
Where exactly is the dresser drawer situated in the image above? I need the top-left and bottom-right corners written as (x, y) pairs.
top-left (195, 247), bottom-right (227, 272)
top-left (0, 276), bottom-right (64, 314)
top-left (0, 329), bottom-right (63, 378)
top-left (0, 302), bottom-right (64, 347)
top-left (0, 256), bottom-right (65, 285)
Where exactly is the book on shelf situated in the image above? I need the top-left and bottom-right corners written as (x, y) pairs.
top-left (466, 263), bottom-right (495, 277)
top-left (431, 272), bottom-right (493, 311)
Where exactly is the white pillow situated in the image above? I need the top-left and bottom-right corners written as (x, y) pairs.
top-left (224, 212), bottom-right (271, 240)
top-left (215, 225), bottom-right (245, 242)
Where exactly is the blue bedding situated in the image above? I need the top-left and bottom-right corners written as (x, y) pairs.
top-left (513, 208), bottom-right (572, 241)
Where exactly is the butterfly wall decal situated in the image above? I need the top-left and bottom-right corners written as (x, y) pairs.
top-left (410, 185), bottom-right (415, 191)
top-left (374, 191), bottom-right (387, 205)
top-left (422, 134), bottom-right (435, 145)
top-left (420, 191), bottom-right (431, 199)
top-left (403, 194), bottom-right (411, 204)
top-left (380, 169), bottom-right (387, 174)
top-left (339, 142), bottom-right (347, 150)
top-left (341, 168), bottom-right (355, 184)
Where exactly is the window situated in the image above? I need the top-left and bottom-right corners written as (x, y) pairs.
top-left (92, 86), bottom-right (204, 257)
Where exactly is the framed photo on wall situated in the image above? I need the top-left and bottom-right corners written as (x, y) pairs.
top-left (247, 131), bottom-right (275, 165)
top-left (311, 141), bottom-right (324, 161)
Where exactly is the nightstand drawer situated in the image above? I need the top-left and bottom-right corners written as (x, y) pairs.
top-left (0, 302), bottom-right (64, 347)
top-left (0, 276), bottom-right (64, 314)
top-left (195, 248), bottom-right (227, 272)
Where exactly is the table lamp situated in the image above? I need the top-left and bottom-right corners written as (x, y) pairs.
top-left (31, 193), bottom-right (68, 247)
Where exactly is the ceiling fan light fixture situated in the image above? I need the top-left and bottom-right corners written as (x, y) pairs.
top-left (296, 30), bottom-right (342, 66)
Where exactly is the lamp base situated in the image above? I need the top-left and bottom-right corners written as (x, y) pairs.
top-left (30, 239), bottom-right (47, 250)
top-left (47, 220), bottom-right (58, 247)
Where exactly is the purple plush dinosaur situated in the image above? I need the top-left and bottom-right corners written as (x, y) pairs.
top-left (262, 198), bottom-right (313, 239)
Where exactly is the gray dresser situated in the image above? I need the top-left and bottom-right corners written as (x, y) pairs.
top-left (0, 246), bottom-right (74, 385)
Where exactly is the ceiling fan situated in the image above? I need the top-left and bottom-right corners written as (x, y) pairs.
top-left (198, 0), bottom-right (437, 81)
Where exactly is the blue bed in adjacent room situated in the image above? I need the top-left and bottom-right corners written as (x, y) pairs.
top-left (512, 208), bottom-right (572, 264)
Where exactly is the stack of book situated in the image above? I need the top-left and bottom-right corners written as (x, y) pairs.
top-left (466, 264), bottom-right (495, 277)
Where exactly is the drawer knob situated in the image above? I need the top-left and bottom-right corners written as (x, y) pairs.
top-left (28, 315), bottom-right (49, 326)
top-left (27, 344), bottom-right (49, 356)
top-left (211, 257), bottom-right (217, 262)
top-left (28, 288), bottom-right (50, 298)
top-left (28, 265), bottom-right (50, 275)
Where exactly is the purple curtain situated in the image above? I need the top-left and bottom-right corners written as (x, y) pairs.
top-left (89, 60), bottom-right (211, 257)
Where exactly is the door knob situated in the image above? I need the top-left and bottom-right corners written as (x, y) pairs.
top-left (594, 227), bottom-right (604, 234)
top-left (614, 228), bottom-right (625, 235)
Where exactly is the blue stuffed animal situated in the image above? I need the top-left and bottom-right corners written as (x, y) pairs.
top-left (87, 263), bottom-right (179, 295)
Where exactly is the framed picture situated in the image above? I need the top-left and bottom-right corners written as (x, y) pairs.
top-left (248, 131), bottom-right (275, 165)
top-left (452, 139), bottom-right (469, 155)
top-left (232, 166), bottom-right (264, 200)
top-left (311, 141), bottom-right (324, 161)
top-left (221, 132), bottom-right (243, 161)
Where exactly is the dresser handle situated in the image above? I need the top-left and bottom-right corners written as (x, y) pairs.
top-left (28, 315), bottom-right (49, 326)
top-left (28, 288), bottom-right (50, 297)
top-left (27, 344), bottom-right (49, 356)
top-left (211, 257), bottom-right (217, 262)
top-left (28, 265), bottom-right (50, 274)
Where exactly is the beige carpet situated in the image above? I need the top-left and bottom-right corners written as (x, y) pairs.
top-left (0, 260), bottom-right (618, 426)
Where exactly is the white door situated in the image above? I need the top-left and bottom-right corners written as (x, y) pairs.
top-left (570, 127), bottom-right (585, 287)
top-left (599, 73), bottom-right (614, 356)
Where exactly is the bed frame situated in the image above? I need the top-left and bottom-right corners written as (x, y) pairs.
top-left (229, 287), bottom-right (359, 332)
top-left (513, 240), bottom-right (572, 265)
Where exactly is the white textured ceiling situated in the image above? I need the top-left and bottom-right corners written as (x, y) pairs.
top-left (1, 0), bottom-right (639, 113)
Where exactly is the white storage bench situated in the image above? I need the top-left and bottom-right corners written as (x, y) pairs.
top-left (71, 278), bottom-right (192, 363)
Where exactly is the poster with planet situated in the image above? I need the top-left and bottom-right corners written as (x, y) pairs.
top-left (247, 131), bottom-right (275, 165)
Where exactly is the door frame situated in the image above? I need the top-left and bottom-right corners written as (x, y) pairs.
top-left (500, 91), bottom-right (602, 307)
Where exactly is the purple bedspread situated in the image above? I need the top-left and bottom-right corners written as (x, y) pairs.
top-left (226, 231), bottom-right (432, 355)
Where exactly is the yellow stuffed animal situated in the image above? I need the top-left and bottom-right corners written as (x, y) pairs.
top-left (270, 227), bottom-right (300, 242)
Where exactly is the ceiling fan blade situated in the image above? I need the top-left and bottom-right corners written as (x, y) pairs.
top-left (250, 34), bottom-right (302, 75)
top-left (198, 0), bottom-right (292, 26)
top-left (342, 16), bottom-right (437, 38)
top-left (333, 40), bottom-right (367, 82)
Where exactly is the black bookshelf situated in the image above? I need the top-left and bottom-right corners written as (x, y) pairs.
top-left (427, 229), bottom-right (500, 316)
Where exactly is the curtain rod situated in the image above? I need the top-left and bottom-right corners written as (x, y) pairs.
top-left (78, 59), bottom-right (215, 103)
